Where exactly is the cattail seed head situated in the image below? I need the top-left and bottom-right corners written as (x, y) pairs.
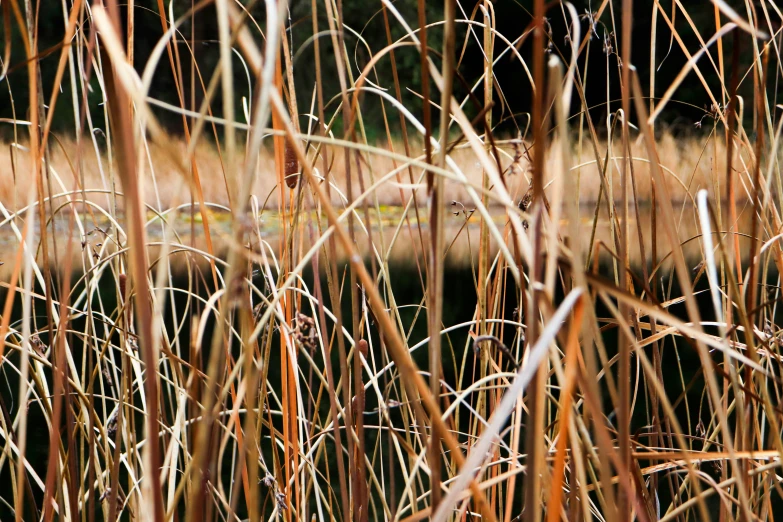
top-left (119, 274), bottom-right (127, 303)
top-left (284, 143), bottom-right (299, 189)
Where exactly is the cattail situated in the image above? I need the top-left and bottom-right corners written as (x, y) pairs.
top-left (118, 274), bottom-right (127, 303)
top-left (358, 339), bottom-right (368, 359)
top-left (284, 142), bottom-right (299, 189)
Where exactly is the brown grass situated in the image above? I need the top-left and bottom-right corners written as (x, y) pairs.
top-left (2, 0), bottom-right (783, 521)
top-left (0, 130), bottom-right (754, 210)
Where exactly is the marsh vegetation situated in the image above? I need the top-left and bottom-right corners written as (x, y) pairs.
top-left (0, 0), bottom-right (782, 521)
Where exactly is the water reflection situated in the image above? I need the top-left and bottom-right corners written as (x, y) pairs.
top-left (0, 202), bottom-right (760, 277)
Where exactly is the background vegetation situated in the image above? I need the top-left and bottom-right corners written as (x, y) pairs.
top-left (0, 0), bottom-right (766, 138)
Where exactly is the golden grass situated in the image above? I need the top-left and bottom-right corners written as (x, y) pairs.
top-left (0, 130), bottom-right (754, 210)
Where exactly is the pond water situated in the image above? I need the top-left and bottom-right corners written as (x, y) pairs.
top-left (0, 201), bottom-right (760, 277)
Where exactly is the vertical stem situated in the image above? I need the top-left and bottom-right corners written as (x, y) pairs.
top-left (475, 0), bottom-right (494, 461)
top-left (418, 0), bottom-right (432, 171)
top-left (430, 0), bottom-right (455, 512)
top-left (100, 4), bottom-right (164, 520)
top-left (619, 0), bottom-right (633, 518)
top-left (524, 0), bottom-right (545, 520)
top-left (309, 1), bottom-right (352, 519)
top-left (215, 0), bottom-right (235, 204)
top-left (727, 30), bottom-right (742, 302)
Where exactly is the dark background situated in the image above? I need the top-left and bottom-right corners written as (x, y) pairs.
top-left (0, 0), bottom-right (771, 141)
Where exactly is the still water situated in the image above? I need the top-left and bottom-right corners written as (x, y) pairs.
top-left (0, 202), bottom-right (761, 277)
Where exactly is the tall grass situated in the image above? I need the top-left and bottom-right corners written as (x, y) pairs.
top-left (0, 0), bottom-right (782, 521)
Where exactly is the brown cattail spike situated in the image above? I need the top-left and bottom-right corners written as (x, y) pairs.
top-left (358, 339), bottom-right (368, 359)
top-left (284, 143), bottom-right (299, 189)
top-left (119, 274), bottom-right (127, 303)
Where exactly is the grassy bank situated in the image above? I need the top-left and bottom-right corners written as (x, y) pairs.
top-left (0, 130), bottom-right (759, 210)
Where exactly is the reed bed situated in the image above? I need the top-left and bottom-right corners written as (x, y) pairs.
top-left (0, 132), bottom-right (754, 208)
top-left (0, 0), bottom-right (782, 521)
